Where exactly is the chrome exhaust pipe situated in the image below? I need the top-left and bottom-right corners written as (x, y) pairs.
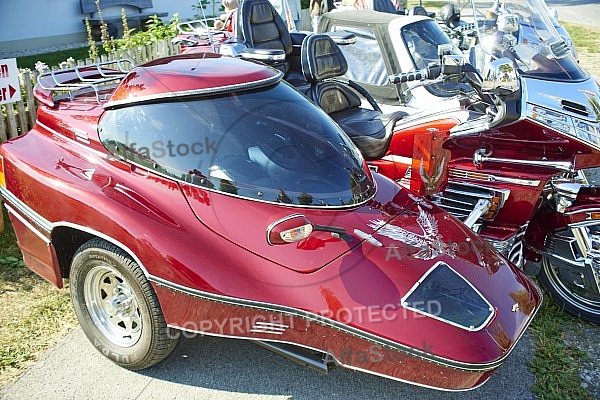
top-left (251, 340), bottom-right (332, 374)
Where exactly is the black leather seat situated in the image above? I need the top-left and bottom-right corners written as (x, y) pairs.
top-left (236, 0), bottom-right (292, 72)
top-left (300, 34), bottom-right (406, 160)
top-left (236, 0), bottom-right (306, 83)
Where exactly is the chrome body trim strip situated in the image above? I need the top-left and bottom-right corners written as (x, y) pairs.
top-left (4, 203), bottom-right (51, 244)
top-left (151, 274), bottom-right (536, 372)
top-left (0, 186), bottom-right (151, 278)
top-left (0, 186), bottom-right (53, 232)
top-left (449, 169), bottom-right (541, 187)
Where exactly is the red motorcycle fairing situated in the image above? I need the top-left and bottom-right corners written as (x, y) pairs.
top-left (370, 118), bottom-right (455, 196)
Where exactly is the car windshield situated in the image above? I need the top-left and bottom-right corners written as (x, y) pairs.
top-left (99, 82), bottom-right (375, 207)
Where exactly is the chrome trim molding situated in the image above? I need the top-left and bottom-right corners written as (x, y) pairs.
top-left (473, 148), bottom-right (573, 172)
top-left (0, 186), bottom-right (52, 232)
top-left (0, 186), bottom-right (151, 278)
top-left (449, 169), bottom-right (541, 187)
top-left (4, 203), bottom-right (51, 244)
top-left (151, 275), bottom-right (532, 373)
top-left (104, 72), bottom-right (284, 109)
top-left (249, 321), bottom-right (289, 335)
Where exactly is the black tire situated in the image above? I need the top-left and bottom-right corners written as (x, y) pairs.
top-left (69, 238), bottom-right (180, 370)
top-left (538, 255), bottom-right (600, 324)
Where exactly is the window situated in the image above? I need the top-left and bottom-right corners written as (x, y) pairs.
top-left (332, 26), bottom-right (389, 87)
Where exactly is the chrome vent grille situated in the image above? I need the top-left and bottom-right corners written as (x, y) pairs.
top-left (431, 182), bottom-right (509, 221)
top-left (485, 224), bottom-right (527, 268)
top-left (507, 225), bottom-right (527, 267)
top-left (561, 99), bottom-right (589, 117)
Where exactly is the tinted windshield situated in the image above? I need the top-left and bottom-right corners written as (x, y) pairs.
top-left (465, 0), bottom-right (586, 80)
top-left (334, 26), bottom-right (389, 87)
top-left (99, 82), bottom-right (375, 207)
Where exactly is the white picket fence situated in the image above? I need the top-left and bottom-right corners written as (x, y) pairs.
top-left (0, 39), bottom-right (181, 142)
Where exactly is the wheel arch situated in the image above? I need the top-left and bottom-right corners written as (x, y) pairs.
top-left (50, 223), bottom-right (150, 281)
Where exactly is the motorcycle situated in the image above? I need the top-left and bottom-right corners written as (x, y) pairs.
top-left (315, 0), bottom-right (600, 322)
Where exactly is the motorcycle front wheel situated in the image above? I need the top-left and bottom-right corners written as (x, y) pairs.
top-left (538, 254), bottom-right (600, 324)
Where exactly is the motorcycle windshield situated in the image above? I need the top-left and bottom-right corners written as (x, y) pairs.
top-left (466, 0), bottom-right (586, 81)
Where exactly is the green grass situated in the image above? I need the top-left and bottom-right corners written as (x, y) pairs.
top-left (529, 298), bottom-right (594, 400)
top-left (0, 209), bottom-right (76, 387)
top-left (408, 1), bottom-right (448, 9)
top-left (562, 22), bottom-right (600, 54)
top-left (15, 47), bottom-right (103, 71)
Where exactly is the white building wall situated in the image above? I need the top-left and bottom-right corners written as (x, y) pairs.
top-left (0, 0), bottom-right (205, 55)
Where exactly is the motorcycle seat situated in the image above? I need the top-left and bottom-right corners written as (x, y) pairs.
top-left (331, 108), bottom-right (406, 160)
top-left (236, 0), bottom-right (296, 77)
top-left (300, 33), bottom-right (406, 160)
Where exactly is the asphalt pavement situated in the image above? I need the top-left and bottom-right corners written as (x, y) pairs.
top-left (1, 328), bottom-right (536, 400)
top-left (2, 2), bottom-right (600, 400)
top-left (546, 0), bottom-right (600, 27)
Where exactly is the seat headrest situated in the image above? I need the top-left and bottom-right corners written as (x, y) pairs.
top-left (301, 34), bottom-right (348, 83)
top-left (408, 6), bottom-right (428, 16)
top-left (237, 0), bottom-right (292, 55)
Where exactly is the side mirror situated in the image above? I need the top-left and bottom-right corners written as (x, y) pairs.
top-left (441, 54), bottom-right (464, 76)
top-left (481, 58), bottom-right (518, 96)
top-left (497, 14), bottom-right (519, 34)
top-left (267, 214), bottom-right (313, 245)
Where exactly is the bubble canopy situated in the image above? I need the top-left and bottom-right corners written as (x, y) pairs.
top-left (99, 81), bottom-right (375, 207)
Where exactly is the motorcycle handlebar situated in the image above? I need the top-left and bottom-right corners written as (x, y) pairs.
top-left (388, 65), bottom-right (442, 85)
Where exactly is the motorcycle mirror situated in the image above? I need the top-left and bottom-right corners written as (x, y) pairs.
top-left (497, 14), bottom-right (519, 34)
top-left (441, 55), bottom-right (464, 76)
top-left (481, 58), bottom-right (518, 96)
top-left (267, 214), bottom-right (313, 245)
top-left (437, 44), bottom-right (453, 57)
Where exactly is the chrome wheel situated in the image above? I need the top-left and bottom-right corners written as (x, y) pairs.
top-left (541, 256), bottom-right (600, 318)
top-left (538, 229), bottom-right (600, 323)
top-left (70, 239), bottom-right (180, 369)
top-left (84, 265), bottom-right (142, 347)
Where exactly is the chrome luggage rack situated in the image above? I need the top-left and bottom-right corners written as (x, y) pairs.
top-left (177, 19), bottom-right (218, 37)
top-left (36, 59), bottom-right (134, 104)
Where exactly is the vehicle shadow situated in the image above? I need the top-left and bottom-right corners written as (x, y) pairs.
top-left (140, 333), bottom-right (536, 399)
